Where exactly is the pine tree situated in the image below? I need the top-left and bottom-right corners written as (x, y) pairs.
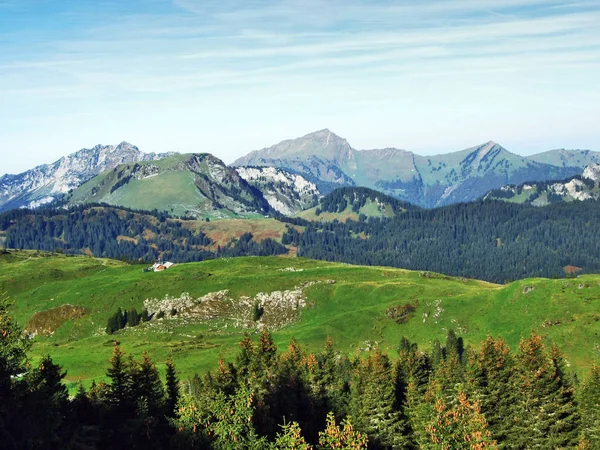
top-left (350, 349), bottom-right (409, 449)
top-left (128, 308), bottom-right (140, 327)
top-left (580, 363), bottom-right (600, 446)
top-left (445, 329), bottom-right (464, 364)
top-left (0, 292), bottom-right (31, 450)
top-left (0, 292), bottom-right (30, 394)
top-left (431, 340), bottom-right (443, 367)
top-left (465, 336), bottom-right (517, 448)
top-left (20, 355), bottom-right (70, 449)
top-left (318, 412), bottom-right (368, 449)
top-left (105, 342), bottom-right (134, 412)
top-left (271, 421), bottom-right (313, 450)
top-left (165, 357), bottom-right (180, 418)
top-left (133, 352), bottom-right (164, 416)
top-left (513, 333), bottom-right (581, 448)
top-left (423, 385), bottom-right (497, 449)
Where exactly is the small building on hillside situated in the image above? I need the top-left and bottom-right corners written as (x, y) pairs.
top-left (150, 261), bottom-right (175, 272)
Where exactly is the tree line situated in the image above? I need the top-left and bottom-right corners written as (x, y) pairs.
top-left (3, 290), bottom-right (600, 449)
top-left (0, 205), bottom-right (287, 264)
top-left (282, 194), bottom-right (600, 283)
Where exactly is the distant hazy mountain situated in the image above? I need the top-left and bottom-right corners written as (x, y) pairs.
top-left (0, 142), bottom-right (175, 212)
top-left (529, 149), bottom-right (600, 168)
top-left (485, 163), bottom-right (600, 206)
top-left (233, 129), bottom-right (356, 192)
top-left (235, 166), bottom-right (320, 215)
top-left (67, 154), bottom-right (272, 219)
top-left (233, 130), bottom-right (588, 207)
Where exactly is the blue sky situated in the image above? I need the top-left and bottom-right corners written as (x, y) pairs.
top-left (1, 0), bottom-right (599, 175)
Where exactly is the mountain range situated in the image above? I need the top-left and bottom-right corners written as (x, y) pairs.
top-left (2, 130), bottom-right (599, 215)
top-left (0, 142), bottom-right (175, 212)
top-left (234, 129), bottom-right (600, 207)
top-left (485, 163), bottom-right (600, 206)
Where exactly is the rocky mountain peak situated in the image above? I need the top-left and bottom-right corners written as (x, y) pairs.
top-left (582, 163), bottom-right (600, 183)
top-left (0, 143), bottom-right (176, 212)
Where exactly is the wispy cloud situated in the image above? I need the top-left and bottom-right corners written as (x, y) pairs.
top-left (0, 0), bottom-right (599, 173)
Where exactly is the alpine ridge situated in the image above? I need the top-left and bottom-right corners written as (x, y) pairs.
top-left (233, 130), bottom-right (597, 207)
top-left (0, 142), bottom-right (176, 212)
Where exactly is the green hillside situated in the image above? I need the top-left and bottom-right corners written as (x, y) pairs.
top-left (297, 186), bottom-right (411, 222)
top-left (485, 170), bottom-right (600, 206)
top-left (2, 250), bottom-right (600, 390)
top-left (68, 153), bottom-right (269, 219)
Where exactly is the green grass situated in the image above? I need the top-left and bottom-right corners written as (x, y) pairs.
top-left (2, 250), bottom-right (600, 391)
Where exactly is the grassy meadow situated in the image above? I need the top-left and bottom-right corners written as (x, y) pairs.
top-left (2, 250), bottom-right (600, 390)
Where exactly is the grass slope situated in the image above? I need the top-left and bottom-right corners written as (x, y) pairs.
top-left (68, 154), bottom-right (266, 220)
top-left (2, 251), bottom-right (600, 390)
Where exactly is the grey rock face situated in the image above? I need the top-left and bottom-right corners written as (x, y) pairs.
top-left (0, 142), bottom-right (175, 212)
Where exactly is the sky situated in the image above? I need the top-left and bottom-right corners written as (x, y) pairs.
top-left (1, 0), bottom-right (599, 175)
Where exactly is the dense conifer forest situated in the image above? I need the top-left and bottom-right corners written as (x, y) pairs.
top-left (283, 195), bottom-right (600, 282)
top-left (2, 192), bottom-right (600, 282)
top-left (0, 204), bottom-right (287, 263)
top-left (1, 291), bottom-right (597, 449)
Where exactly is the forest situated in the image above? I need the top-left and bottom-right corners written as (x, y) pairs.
top-left (1, 291), bottom-right (597, 449)
top-left (3, 192), bottom-right (600, 282)
top-left (283, 194), bottom-right (600, 282)
top-left (0, 204), bottom-right (287, 263)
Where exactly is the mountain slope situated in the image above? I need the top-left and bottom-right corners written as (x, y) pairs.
top-left (235, 166), bottom-right (320, 215)
top-left (296, 186), bottom-right (414, 222)
top-left (2, 252), bottom-right (600, 386)
top-left (0, 142), bottom-right (175, 212)
top-left (67, 154), bottom-right (270, 219)
top-left (233, 129), bottom-right (356, 192)
top-left (234, 131), bottom-right (586, 208)
top-left (529, 149), bottom-right (600, 168)
top-left (485, 163), bottom-right (600, 206)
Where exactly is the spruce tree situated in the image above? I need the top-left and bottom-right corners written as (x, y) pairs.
top-left (318, 412), bottom-right (368, 449)
top-left (105, 342), bottom-right (134, 413)
top-left (165, 357), bottom-right (180, 418)
top-left (0, 292), bottom-right (31, 450)
top-left (465, 336), bottom-right (517, 448)
top-left (423, 385), bottom-right (497, 449)
top-left (133, 352), bottom-right (164, 416)
top-left (271, 421), bottom-right (313, 450)
top-left (513, 333), bottom-right (581, 448)
top-left (350, 349), bottom-right (409, 449)
top-left (22, 355), bottom-right (70, 448)
top-left (580, 363), bottom-right (600, 446)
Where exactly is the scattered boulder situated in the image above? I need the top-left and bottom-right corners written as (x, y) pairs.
top-left (142, 280), bottom-right (335, 330)
top-left (522, 286), bottom-right (536, 295)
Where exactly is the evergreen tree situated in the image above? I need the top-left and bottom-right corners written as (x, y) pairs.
top-left (105, 342), bottom-right (134, 413)
top-left (423, 385), bottom-right (497, 449)
top-left (465, 336), bottom-right (517, 448)
top-left (271, 421), bottom-right (313, 450)
top-left (513, 334), bottom-right (581, 448)
top-left (165, 357), bottom-right (180, 418)
top-left (579, 363), bottom-right (600, 446)
top-left (133, 352), bottom-right (165, 416)
top-left (22, 355), bottom-right (70, 448)
top-left (128, 308), bottom-right (140, 327)
top-left (444, 329), bottom-right (464, 364)
top-left (350, 349), bottom-right (409, 449)
top-left (318, 412), bottom-right (368, 449)
top-left (0, 292), bottom-right (31, 450)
